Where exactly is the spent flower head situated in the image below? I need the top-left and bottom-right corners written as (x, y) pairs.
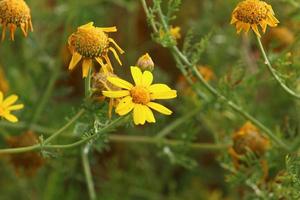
top-left (0, 0), bottom-right (33, 41)
top-left (68, 22), bottom-right (124, 78)
top-left (103, 66), bottom-right (177, 125)
top-left (230, 0), bottom-right (279, 37)
top-left (0, 91), bottom-right (24, 123)
top-left (136, 53), bottom-right (154, 71)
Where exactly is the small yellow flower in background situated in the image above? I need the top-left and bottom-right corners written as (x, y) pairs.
top-left (0, 0), bottom-right (33, 41)
top-left (136, 53), bottom-right (154, 71)
top-left (103, 66), bottom-right (177, 125)
top-left (0, 67), bottom-right (9, 93)
top-left (198, 66), bottom-right (215, 82)
top-left (0, 91), bottom-right (24, 123)
top-left (68, 22), bottom-right (124, 78)
top-left (230, 0), bottom-right (279, 37)
top-left (169, 26), bottom-right (181, 40)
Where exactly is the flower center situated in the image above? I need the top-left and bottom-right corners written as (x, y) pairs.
top-left (130, 86), bottom-right (150, 104)
top-left (0, 0), bottom-right (31, 26)
top-left (235, 0), bottom-right (268, 24)
top-left (71, 27), bottom-right (109, 58)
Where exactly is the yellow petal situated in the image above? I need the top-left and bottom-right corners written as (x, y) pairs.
top-left (0, 91), bottom-right (3, 103)
top-left (79, 22), bottom-right (94, 30)
top-left (230, 16), bottom-right (238, 24)
top-left (3, 113), bottom-right (18, 123)
top-left (82, 59), bottom-right (92, 78)
top-left (143, 105), bottom-right (156, 123)
top-left (150, 90), bottom-right (177, 100)
top-left (102, 90), bottom-right (130, 98)
top-left (107, 77), bottom-right (133, 90)
top-left (133, 104), bottom-right (146, 125)
top-left (116, 96), bottom-right (134, 116)
top-left (251, 24), bottom-right (261, 37)
top-left (7, 104), bottom-right (24, 111)
top-left (149, 84), bottom-right (172, 93)
top-left (141, 71), bottom-right (153, 87)
top-left (109, 47), bottom-right (122, 66)
top-left (147, 102), bottom-right (172, 115)
top-left (69, 52), bottom-right (82, 70)
top-left (130, 66), bottom-right (142, 85)
top-left (3, 95), bottom-right (18, 107)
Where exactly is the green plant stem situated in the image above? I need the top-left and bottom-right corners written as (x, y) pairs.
top-left (256, 36), bottom-right (300, 100)
top-left (156, 106), bottom-right (201, 139)
top-left (43, 109), bottom-right (85, 144)
top-left (140, 0), bottom-right (290, 151)
top-left (81, 144), bottom-right (96, 200)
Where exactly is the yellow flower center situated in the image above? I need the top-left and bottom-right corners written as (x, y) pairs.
top-left (0, 0), bottom-right (31, 26)
top-left (235, 0), bottom-right (268, 24)
top-left (130, 86), bottom-right (150, 104)
top-left (70, 27), bottom-right (109, 58)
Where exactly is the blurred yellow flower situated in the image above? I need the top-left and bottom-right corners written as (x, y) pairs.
top-left (0, 67), bottom-right (9, 93)
top-left (136, 53), bottom-right (154, 71)
top-left (103, 66), bottom-right (177, 125)
top-left (198, 66), bottom-right (215, 82)
top-left (230, 0), bottom-right (279, 37)
top-left (170, 26), bottom-right (181, 40)
top-left (0, 91), bottom-right (24, 123)
top-left (0, 0), bottom-right (33, 41)
top-left (68, 22), bottom-right (124, 78)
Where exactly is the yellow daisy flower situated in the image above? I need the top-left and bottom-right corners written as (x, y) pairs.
top-left (103, 66), bottom-right (177, 125)
top-left (0, 0), bottom-right (33, 41)
top-left (230, 0), bottom-right (279, 37)
top-left (68, 22), bottom-right (124, 78)
top-left (0, 91), bottom-right (24, 123)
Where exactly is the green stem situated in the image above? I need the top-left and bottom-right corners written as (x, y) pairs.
top-left (43, 109), bottom-right (85, 144)
top-left (85, 67), bottom-right (92, 98)
top-left (81, 144), bottom-right (96, 200)
top-left (256, 36), bottom-right (300, 100)
top-left (141, 0), bottom-right (290, 151)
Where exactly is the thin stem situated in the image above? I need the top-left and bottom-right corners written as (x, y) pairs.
top-left (141, 0), bottom-right (290, 151)
top-left (81, 144), bottom-right (96, 200)
top-left (256, 36), bottom-right (300, 99)
top-left (43, 109), bottom-right (85, 144)
top-left (85, 67), bottom-right (92, 98)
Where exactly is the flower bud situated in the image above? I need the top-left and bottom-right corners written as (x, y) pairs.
top-left (136, 53), bottom-right (154, 71)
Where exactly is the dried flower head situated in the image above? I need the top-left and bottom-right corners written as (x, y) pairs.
top-left (136, 53), bottom-right (154, 71)
top-left (0, 67), bottom-right (9, 93)
top-left (103, 66), bottom-right (177, 125)
top-left (0, 91), bottom-right (23, 122)
top-left (230, 0), bottom-right (279, 37)
top-left (68, 22), bottom-right (124, 78)
top-left (6, 131), bottom-right (44, 176)
top-left (0, 0), bottom-right (33, 41)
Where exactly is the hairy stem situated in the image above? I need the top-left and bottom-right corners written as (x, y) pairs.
top-left (256, 36), bottom-right (300, 99)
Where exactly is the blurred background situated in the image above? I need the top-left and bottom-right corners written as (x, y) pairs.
top-left (0, 0), bottom-right (300, 199)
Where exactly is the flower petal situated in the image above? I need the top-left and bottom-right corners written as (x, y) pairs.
top-left (7, 104), bottom-right (24, 111)
top-left (150, 90), bottom-right (177, 100)
top-left (133, 104), bottom-right (146, 125)
top-left (107, 77), bottom-right (133, 90)
top-left (3, 112), bottom-right (18, 123)
top-left (82, 59), bottom-right (92, 78)
top-left (115, 96), bottom-right (134, 116)
top-left (69, 52), bottom-right (82, 70)
top-left (141, 71), bottom-right (153, 87)
top-left (102, 90), bottom-right (130, 98)
top-left (130, 66), bottom-right (142, 85)
top-left (0, 91), bottom-right (3, 103)
top-left (149, 84), bottom-right (172, 93)
top-left (147, 102), bottom-right (172, 115)
top-left (143, 105), bottom-right (156, 123)
top-left (3, 95), bottom-right (18, 107)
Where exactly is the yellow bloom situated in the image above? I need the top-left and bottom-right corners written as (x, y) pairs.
top-left (103, 66), bottom-right (177, 125)
top-left (0, 91), bottom-right (24, 123)
top-left (230, 0), bottom-right (279, 37)
top-left (198, 66), bottom-right (215, 82)
top-left (68, 22), bottom-right (124, 78)
top-left (136, 53), bottom-right (154, 71)
top-left (0, 0), bottom-right (33, 41)
top-left (170, 26), bottom-right (181, 40)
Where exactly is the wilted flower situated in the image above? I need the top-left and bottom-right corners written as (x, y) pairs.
top-left (136, 53), bottom-right (154, 71)
top-left (0, 91), bottom-right (23, 123)
top-left (5, 131), bottom-right (44, 176)
top-left (230, 0), bottom-right (279, 37)
top-left (0, 0), bottom-right (33, 41)
top-left (68, 22), bottom-right (124, 78)
top-left (103, 66), bottom-right (177, 125)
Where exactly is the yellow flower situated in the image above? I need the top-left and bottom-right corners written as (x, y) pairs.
top-left (0, 91), bottom-right (24, 123)
top-left (198, 66), bottom-right (215, 82)
top-left (103, 66), bottom-right (177, 125)
top-left (0, 0), bottom-right (33, 41)
top-left (136, 53), bottom-right (154, 71)
top-left (68, 22), bottom-right (124, 78)
top-left (230, 0), bottom-right (279, 37)
top-left (170, 26), bottom-right (181, 40)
